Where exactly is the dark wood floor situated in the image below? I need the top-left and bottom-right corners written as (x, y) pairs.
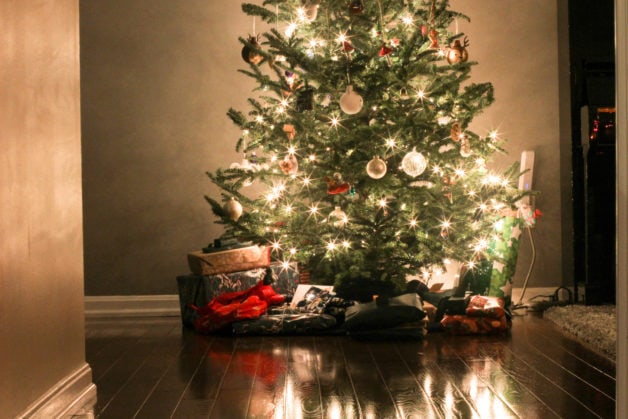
top-left (85, 312), bottom-right (616, 418)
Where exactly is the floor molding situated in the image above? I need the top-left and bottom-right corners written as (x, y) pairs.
top-left (17, 363), bottom-right (96, 419)
top-left (85, 287), bottom-right (568, 318)
top-left (85, 294), bottom-right (181, 317)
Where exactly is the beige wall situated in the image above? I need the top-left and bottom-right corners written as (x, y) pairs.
top-left (81, 0), bottom-right (570, 296)
top-left (0, 1), bottom-right (92, 417)
top-left (450, 0), bottom-right (571, 289)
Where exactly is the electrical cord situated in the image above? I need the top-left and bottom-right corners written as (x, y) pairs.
top-left (511, 225), bottom-right (536, 310)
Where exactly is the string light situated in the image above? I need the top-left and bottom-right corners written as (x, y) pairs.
top-left (401, 14), bottom-right (414, 26)
top-left (342, 240), bottom-right (351, 249)
top-left (285, 22), bottom-right (298, 37)
top-left (379, 197), bottom-right (388, 208)
top-left (326, 240), bottom-right (337, 251)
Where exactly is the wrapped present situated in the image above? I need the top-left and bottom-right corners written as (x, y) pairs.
top-left (465, 295), bottom-right (506, 319)
top-left (187, 244), bottom-right (270, 275)
top-left (177, 262), bottom-right (300, 327)
top-left (440, 314), bottom-right (510, 335)
top-left (440, 294), bottom-right (510, 334)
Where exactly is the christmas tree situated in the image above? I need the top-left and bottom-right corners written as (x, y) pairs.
top-left (206, 0), bottom-right (526, 302)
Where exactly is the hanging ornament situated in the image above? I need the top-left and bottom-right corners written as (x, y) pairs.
top-left (279, 154), bottom-right (299, 175)
top-left (296, 86), bottom-right (314, 112)
top-left (450, 121), bottom-right (462, 142)
top-left (378, 43), bottom-right (393, 65)
top-left (283, 124), bottom-right (296, 140)
top-left (460, 136), bottom-right (472, 157)
top-left (325, 173), bottom-right (351, 194)
top-left (421, 25), bottom-right (428, 37)
top-left (428, 29), bottom-right (439, 49)
top-left (349, 185), bottom-right (356, 197)
top-left (401, 148), bottom-right (428, 178)
top-left (440, 228), bottom-right (449, 239)
top-left (437, 115), bottom-right (452, 126)
top-left (366, 156), bottom-right (387, 179)
top-left (341, 41), bottom-right (354, 53)
top-left (446, 37), bottom-right (469, 64)
top-left (241, 35), bottom-right (264, 65)
top-left (223, 197), bottom-right (243, 221)
top-left (349, 0), bottom-right (364, 14)
top-left (328, 206), bottom-right (348, 227)
top-left (301, 0), bottom-right (320, 22)
top-left (339, 85), bottom-right (363, 115)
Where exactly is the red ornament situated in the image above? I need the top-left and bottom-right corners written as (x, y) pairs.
top-left (421, 25), bottom-right (428, 37)
top-left (428, 29), bottom-right (439, 49)
top-left (325, 176), bottom-right (351, 194)
top-left (378, 44), bottom-right (393, 57)
top-left (342, 41), bottom-right (354, 53)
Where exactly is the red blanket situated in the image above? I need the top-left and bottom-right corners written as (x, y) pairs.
top-left (191, 280), bottom-right (285, 333)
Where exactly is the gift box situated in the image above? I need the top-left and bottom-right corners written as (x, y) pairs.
top-left (187, 244), bottom-right (270, 275)
top-left (177, 262), bottom-right (300, 327)
top-left (440, 294), bottom-right (510, 335)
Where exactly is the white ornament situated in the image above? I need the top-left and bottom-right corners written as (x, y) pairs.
top-left (460, 137), bottom-right (472, 157)
top-left (401, 147), bottom-right (428, 177)
top-left (366, 156), bottom-right (387, 179)
top-left (223, 197), bottom-right (243, 221)
top-left (339, 85), bottom-right (363, 115)
top-left (328, 206), bottom-right (348, 227)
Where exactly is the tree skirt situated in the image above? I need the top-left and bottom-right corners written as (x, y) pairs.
top-left (544, 304), bottom-right (616, 360)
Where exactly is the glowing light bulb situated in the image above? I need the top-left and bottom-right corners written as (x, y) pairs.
top-left (302, 176), bottom-right (311, 185)
top-left (385, 138), bottom-right (396, 148)
top-left (327, 241), bottom-right (337, 251)
top-left (281, 260), bottom-right (290, 269)
top-left (309, 205), bottom-right (318, 214)
top-left (289, 247), bottom-right (297, 255)
top-left (330, 116), bottom-right (340, 127)
top-left (255, 115), bottom-right (264, 123)
top-left (308, 154), bottom-right (316, 161)
top-left (401, 15), bottom-right (413, 26)
top-left (342, 240), bottom-right (350, 248)
top-left (379, 198), bottom-right (387, 208)
top-left (288, 146), bottom-right (296, 155)
top-left (336, 33), bottom-right (347, 43)
top-left (285, 22), bottom-right (298, 37)
top-left (285, 204), bottom-right (293, 213)
top-left (455, 168), bottom-right (465, 178)
top-left (409, 219), bottom-right (418, 228)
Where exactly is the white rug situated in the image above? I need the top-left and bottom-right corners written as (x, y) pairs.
top-left (544, 304), bottom-right (616, 360)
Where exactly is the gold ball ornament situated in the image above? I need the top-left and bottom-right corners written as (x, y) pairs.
top-left (301, 0), bottom-right (320, 22)
top-left (339, 85), bottom-right (363, 115)
top-left (366, 156), bottom-right (387, 179)
top-left (241, 35), bottom-right (263, 65)
top-left (446, 37), bottom-right (469, 64)
top-left (401, 148), bottom-right (428, 177)
top-left (223, 197), bottom-right (243, 221)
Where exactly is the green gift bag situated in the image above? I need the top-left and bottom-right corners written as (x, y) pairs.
top-left (487, 215), bottom-right (524, 306)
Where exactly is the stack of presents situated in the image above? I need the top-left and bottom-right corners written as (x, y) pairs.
top-left (178, 216), bottom-right (523, 338)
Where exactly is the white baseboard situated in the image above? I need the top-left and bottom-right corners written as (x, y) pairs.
top-left (84, 294), bottom-right (181, 317)
top-left (17, 363), bottom-right (96, 419)
top-left (84, 287), bottom-right (574, 318)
